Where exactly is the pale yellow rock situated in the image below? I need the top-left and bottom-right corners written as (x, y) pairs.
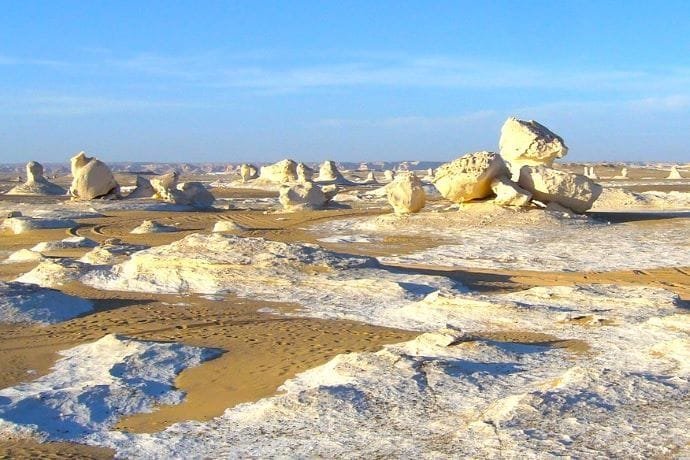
top-left (240, 164), bottom-right (258, 182)
top-left (667, 166), bottom-right (683, 179)
top-left (499, 117), bottom-right (568, 174)
top-left (491, 177), bottom-right (532, 207)
top-left (68, 152), bottom-right (119, 200)
top-left (297, 163), bottom-right (314, 182)
top-left (432, 151), bottom-right (510, 203)
top-left (518, 165), bottom-right (602, 213)
top-left (383, 170), bottom-right (395, 182)
top-left (259, 159), bottom-right (298, 183)
top-left (386, 173), bottom-right (426, 214)
top-left (126, 176), bottom-right (155, 198)
top-left (6, 161), bottom-right (65, 196)
top-left (150, 171), bottom-right (180, 202)
top-left (278, 181), bottom-right (334, 211)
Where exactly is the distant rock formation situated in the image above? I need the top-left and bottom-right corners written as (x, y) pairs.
top-left (386, 172), bottom-right (426, 214)
top-left (126, 176), bottom-right (155, 198)
top-left (667, 166), bottom-right (683, 179)
top-left (499, 117), bottom-right (568, 176)
top-left (518, 165), bottom-right (602, 213)
top-left (432, 151), bottom-right (510, 203)
top-left (258, 159), bottom-right (299, 183)
top-left (68, 152), bottom-right (119, 200)
top-left (149, 171), bottom-right (215, 208)
top-left (240, 164), bottom-right (258, 182)
top-left (6, 161), bottom-right (66, 196)
top-left (316, 160), bottom-right (352, 185)
top-left (383, 170), bottom-right (395, 182)
top-left (279, 181), bottom-right (336, 211)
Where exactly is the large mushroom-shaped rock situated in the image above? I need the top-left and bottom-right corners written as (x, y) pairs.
top-left (432, 151), bottom-right (510, 203)
top-left (518, 165), bottom-right (602, 213)
top-left (278, 181), bottom-right (335, 211)
top-left (491, 177), bottom-right (532, 207)
top-left (386, 173), bottom-right (426, 214)
top-left (68, 152), bottom-right (119, 200)
top-left (297, 163), bottom-right (314, 182)
top-left (126, 176), bottom-right (155, 198)
top-left (239, 163), bottom-right (258, 182)
top-left (6, 161), bottom-right (66, 196)
top-left (258, 159), bottom-right (298, 183)
top-left (499, 117), bottom-right (568, 174)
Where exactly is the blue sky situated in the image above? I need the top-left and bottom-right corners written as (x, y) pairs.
top-left (1, 1), bottom-right (689, 163)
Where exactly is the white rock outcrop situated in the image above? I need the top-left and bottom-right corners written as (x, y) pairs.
top-left (150, 172), bottom-right (214, 207)
top-left (6, 161), bottom-right (66, 196)
top-left (490, 177), bottom-right (532, 207)
top-left (126, 176), bottom-right (155, 198)
top-left (258, 159), bottom-right (298, 183)
top-left (279, 181), bottom-right (336, 211)
top-left (383, 170), bottom-right (396, 182)
top-left (150, 171), bottom-right (180, 202)
top-left (316, 160), bottom-right (352, 185)
top-left (212, 220), bottom-right (246, 233)
top-left (386, 173), bottom-right (426, 214)
top-left (130, 220), bottom-right (177, 234)
top-left (499, 117), bottom-right (568, 174)
top-left (240, 164), bottom-right (258, 182)
top-left (518, 165), bottom-right (602, 213)
top-left (667, 166), bottom-right (683, 179)
top-left (68, 152), bottom-right (119, 200)
top-left (432, 151), bottom-right (510, 203)
top-left (297, 163), bottom-right (314, 182)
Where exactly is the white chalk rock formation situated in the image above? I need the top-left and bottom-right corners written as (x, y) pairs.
top-left (620, 167), bottom-right (628, 178)
top-left (491, 177), bottom-right (532, 207)
top-left (361, 171), bottom-right (378, 185)
top-left (130, 220), bottom-right (177, 234)
top-left (499, 117), bottom-right (568, 174)
top-left (2, 217), bottom-right (76, 235)
top-left (126, 176), bottom-right (155, 198)
top-left (68, 152), bottom-right (119, 200)
top-left (0, 281), bottom-right (93, 324)
top-left (3, 249), bottom-right (44, 264)
top-left (240, 164), bottom-right (258, 182)
top-left (177, 182), bottom-right (215, 208)
top-left (6, 161), bottom-right (66, 196)
top-left (518, 165), bottom-right (602, 213)
top-left (279, 181), bottom-right (335, 211)
top-left (316, 160), bottom-right (352, 185)
top-left (383, 170), bottom-right (396, 182)
top-left (259, 159), bottom-right (299, 183)
top-left (297, 163), bottom-right (314, 182)
top-left (668, 166), bottom-right (683, 179)
top-left (150, 171), bottom-right (180, 202)
top-left (386, 173), bottom-right (426, 214)
top-left (150, 172), bottom-right (214, 207)
top-left (212, 220), bottom-right (246, 233)
top-left (432, 151), bottom-right (510, 203)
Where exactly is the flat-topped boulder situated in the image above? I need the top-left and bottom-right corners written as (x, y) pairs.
top-left (259, 159), bottom-right (299, 183)
top-left (518, 165), bottom-right (602, 213)
top-left (386, 173), bottom-right (426, 214)
top-left (68, 151), bottom-right (119, 200)
top-left (6, 161), bottom-right (66, 196)
top-left (499, 117), bottom-right (568, 174)
top-left (433, 151), bottom-right (510, 203)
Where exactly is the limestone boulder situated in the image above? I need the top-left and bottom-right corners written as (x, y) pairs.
top-left (178, 182), bottom-right (215, 208)
top-left (499, 117), bottom-right (568, 173)
top-left (68, 152), bottom-right (119, 200)
top-left (432, 151), bottom-right (510, 203)
top-left (259, 159), bottom-right (298, 183)
top-left (126, 176), bottom-right (155, 198)
top-left (517, 165), bottom-right (602, 213)
top-left (386, 173), bottom-right (426, 214)
top-left (150, 171), bottom-right (180, 202)
top-left (668, 166), bottom-right (683, 179)
top-left (383, 170), bottom-right (395, 182)
top-left (279, 181), bottom-right (335, 211)
top-left (490, 177), bottom-right (532, 207)
top-left (6, 161), bottom-right (66, 196)
top-left (316, 160), bottom-right (352, 185)
top-left (239, 164), bottom-right (258, 182)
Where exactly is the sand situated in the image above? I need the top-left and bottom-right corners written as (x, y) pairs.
top-left (0, 173), bottom-right (688, 457)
